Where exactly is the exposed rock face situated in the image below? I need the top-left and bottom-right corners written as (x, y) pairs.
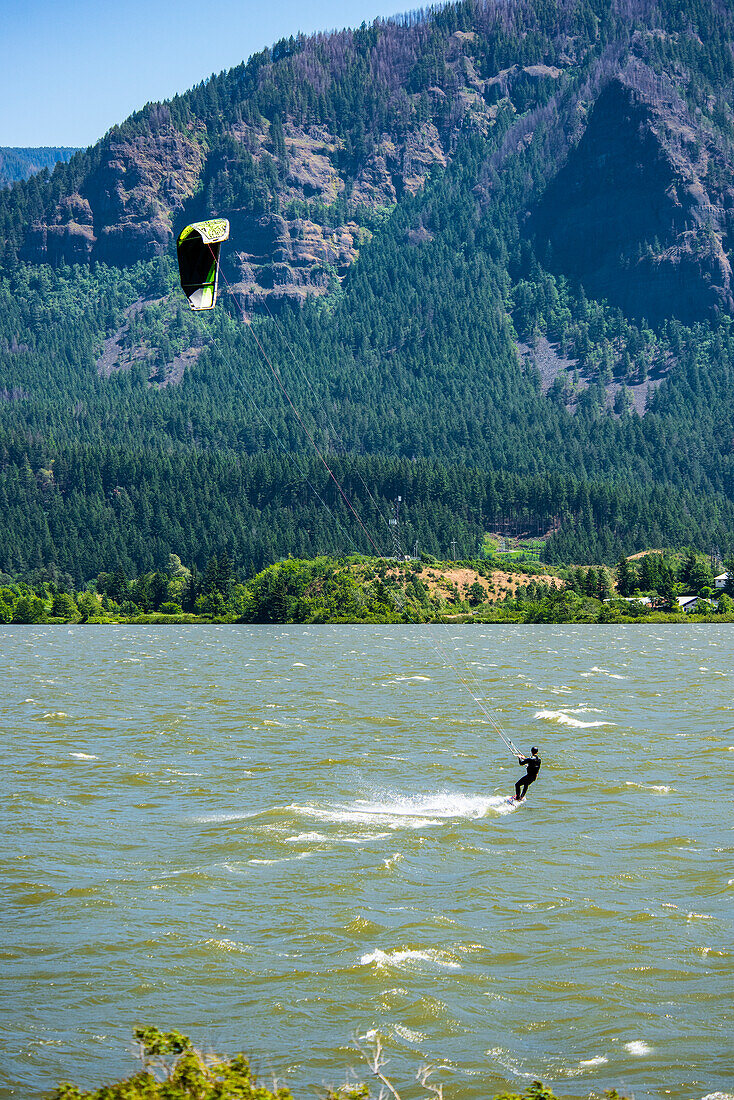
top-left (229, 212), bottom-right (366, 309)
top-left (16, 21), bottom-right (734, 330)
top-left (95, 295), bottom-right (205, 387)
top-left (530, 78), bottom-right (734, 325)
top-left (282, 126), bottom-right (344, 204)
top-left (22, 126), bottom-right (204, 266)
top-left (223, 119), bottom-right (450, 308)
top-left (17, 34), bottom-right (492, 309)
top-left (517, 335), bottom-right (668, 416)
top-left (25, 193), bottom-right (96, 263)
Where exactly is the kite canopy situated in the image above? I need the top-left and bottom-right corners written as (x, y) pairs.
top-left (176, 219), bottom-right (230, 311)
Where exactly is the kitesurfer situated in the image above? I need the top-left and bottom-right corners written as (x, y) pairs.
top-left (514, 747), bottom-right (541, 801)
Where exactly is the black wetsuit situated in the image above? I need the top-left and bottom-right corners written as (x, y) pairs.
top-left (515, 753), bottom-right (541, 800)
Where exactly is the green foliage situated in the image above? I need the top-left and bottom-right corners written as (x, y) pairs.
top-left (50, 592), bottom-right (79, 621)
top-left (51, 1028), bottom-right (291, 1100)
top-left (0, 147), bottom-right (78, 188)
top-left (134, 1026), bottom-right (191, 1058)
top-left (1, 0), bottom-right (734, 577)
top-left (493, 1084), bottom-right (560, 1100)
top-left (52, 1035), bottom-right (628, 1100)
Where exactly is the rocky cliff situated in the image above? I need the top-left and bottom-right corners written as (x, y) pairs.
top-left (530, 68), bottom-right (734, 325)
top-left (5, 0), bottom-right (734, 327)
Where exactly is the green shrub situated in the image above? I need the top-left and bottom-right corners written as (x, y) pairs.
top-left (49, 1029), bottom-right (631, 1100)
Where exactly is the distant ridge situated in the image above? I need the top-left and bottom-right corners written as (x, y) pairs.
top-left (0, 147), bottom-right (79, 188)
top-left (2, 0), bottom-right (734, 580)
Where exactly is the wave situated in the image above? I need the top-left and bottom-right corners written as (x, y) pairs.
top-left (248, 853), bottom-right (311, 865)
top-left (360, 947), bottom-right (461, 970)
top-left (625, 1040), bottom-right (652, 1055)
top-left (191, 810), bottom-right (259, 824)
top-left (204, 938), bottom-right (252, 953)
top-left (535, 710), bottom-right (612, 728)
top-left (70, 752), bottom-right (98, 760)
top-left (285, 831), bottom-right (331, 843)
top-left (392, 1024), bottom-right (426, 1044)
top-left (289, 791), bottom-right (514, 828)
top-left (625, 782), bottom-right (672, 793)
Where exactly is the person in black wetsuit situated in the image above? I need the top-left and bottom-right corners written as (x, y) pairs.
top-left (514, 747), bottom-right (541, 801)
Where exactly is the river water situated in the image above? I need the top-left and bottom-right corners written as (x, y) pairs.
top-left (1, 625), bottom-right (732, 1100)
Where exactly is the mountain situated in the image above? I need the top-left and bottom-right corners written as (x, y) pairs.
top-left (0, 147), bottom-right (79, 189)
top-left (2, 0), bottom-right (734, 584)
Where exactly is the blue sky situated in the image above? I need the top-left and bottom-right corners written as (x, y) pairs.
top-left (1, 0), bottom-right (404, 148)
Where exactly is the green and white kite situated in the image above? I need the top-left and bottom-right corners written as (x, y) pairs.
top-left (176, 219), bottom-right (230, 311)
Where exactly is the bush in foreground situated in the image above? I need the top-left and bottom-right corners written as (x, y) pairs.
top-left (49, 1028), bottom-right (629, 1100)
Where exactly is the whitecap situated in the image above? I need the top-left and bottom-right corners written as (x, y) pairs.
top-left (220, 862), bottom-right (248, 876)
top-left (486, 1048), bottom-right (533, 1079)
top-left (204, 938), bottom-right (252, 953)
top-left (285, 831), bottom-right (331, 843)
top-left (393, 1024), bottom-right (425, 1043)
top-left (625, 1041), bottom-right (652, 1055)
top-left (360, 947), bottom-right (460, 970)
top-left (535, 710), bottom-right (612, 728)
top-left (70, 752), bottom-right (98, 760)
top-left (625, 782), bottom-right (671, 793)
top-left (579, 1056), bottom-right (608, 1067)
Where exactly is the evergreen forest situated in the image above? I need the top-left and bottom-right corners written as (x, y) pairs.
top-left (2, 0), bottom-right (734, 583)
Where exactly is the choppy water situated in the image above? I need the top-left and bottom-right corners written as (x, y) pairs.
top-left (1, 625), bottom-right (732, 1100)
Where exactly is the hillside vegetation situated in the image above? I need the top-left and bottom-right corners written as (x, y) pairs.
top-left (3, 0), bottom-right (734, 578)
top-left (0, 147), bottom-right (78, 189)
top-left (3, 547), bottom-right (731, 625)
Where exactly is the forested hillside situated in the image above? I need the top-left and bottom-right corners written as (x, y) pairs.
top-left (0, 147), bottom-right (78, 189)
top-left (2, 0), bottom-right (734, 582)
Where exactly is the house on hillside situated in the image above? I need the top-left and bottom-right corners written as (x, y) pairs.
top-left (677, 595), bottom-right (718, 612)
top-left (714, 572), bottom-right (731, 589)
